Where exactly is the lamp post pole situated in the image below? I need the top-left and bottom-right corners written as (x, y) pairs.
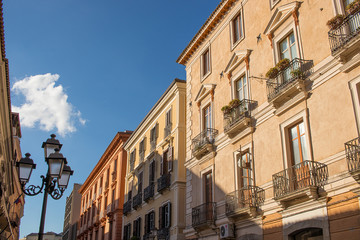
top-left (16, 134), bottom-right (73, 240)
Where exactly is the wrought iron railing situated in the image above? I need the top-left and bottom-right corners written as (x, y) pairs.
top-left (224, 99), bottom-right (253, 132)
top-left (225, 186), bottom-right (265, 215)
top-left (157, 173), bottom-right (171, 193)
top-left (192, 202), bottom-right (216, 228)
top-left (266, 58), bottom-right (313, 101)
top-left (192, 128), bottom-right (218, 153)
top-left (272, 160), bottom-right (328, 199)
top-left (164, 124), bottom-right (172, 138)
top-left (345, 137), bottom-right (360, 174)
top-left (144, 184), bottom-right (155, 202)
top-left (328, 10), bottom-right (360, 54)
top-left (133, 192), bottom-right (142, 209)
top-left (123, 200), bottom-right (132, 215)
top-left (157, 228), bottom-right (169, 239)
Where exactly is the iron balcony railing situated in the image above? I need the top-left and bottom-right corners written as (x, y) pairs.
top-left (272, 160), bottom-right (328, 200)
top-left (345, 137), bottom-right (360, 174)
top-left (157, 228), bottom-right (169, 240)
top-left (157, 173), bottom-right (171, 193)
top-left (192, 202), bottom-right (216, 228)
top-left (164, 124), bottom-right (172, 138)
top-left (266, 58), bottom-right (313, 101)
top-left (224, 99), bottom-right (253, 132)
top-left (144, 184), bottom-right (155, 202)
top-left (133, 192), bottom-right (142, 209)
top-left (328, 9), bottom-right (360, 55)
top-left (123, 200), bottom-right (132, 215)
top-left (225, 186), bottom-right (265, 215)
top-left (192, 128), bottom-right (218, 153)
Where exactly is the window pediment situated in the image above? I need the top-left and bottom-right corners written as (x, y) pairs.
top-left (194, 84), bottom-right (216, 105)
top-left (224, 49), bottom-right (252, 75)
top-left (264, 1), bottom-right (300, 36)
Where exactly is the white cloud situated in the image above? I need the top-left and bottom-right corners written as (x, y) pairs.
top-left (11, 73), bottom-right (86, 136)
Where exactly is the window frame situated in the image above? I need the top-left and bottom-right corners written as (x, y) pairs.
top-left (200, 46), bottom-right (212, 81)
top-left (229, 9), bottom-right (245, 49)
top-left (200, 165), bottom-right (214, 204)
top-left (280, 110), bottom-right (312, 169)
top-left (270, 0), bottom-right (281, 9)
top-left (200, 98), bottom-right (214, 132)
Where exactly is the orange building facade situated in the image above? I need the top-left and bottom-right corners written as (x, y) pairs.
top-left (77, 131), bottom-right (132, 240)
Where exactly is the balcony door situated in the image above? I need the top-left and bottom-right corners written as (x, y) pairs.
top-left (279, 32), bottom-right (298, 82)
top-left (235, 75), bottom-right (248, 101)
top-left (203, 104), bottom-right (213, 143)
top-left (237, 152), bottom-right (253, 207)
top-left (289, 122), bottom-right (310, 190)
top-left (204, 171), bottom-right (214, 221)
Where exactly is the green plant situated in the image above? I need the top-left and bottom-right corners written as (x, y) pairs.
top-left (346, 0), bottom-right (360, 15)
top-left (276, 58), bottom-right (290, 71)
top-left (266, 67), bottom-right (279, 79)
top-left (221, 105), bottom-right (231, 114)
top-left (229, 99), bottom-right (241, 108)
top-left (290, 69), bottom-right (304, 79)
top-left (327, 14), bottom-right (344, 29)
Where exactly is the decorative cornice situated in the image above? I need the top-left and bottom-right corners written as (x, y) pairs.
top-left (176, 0), bottom-right (239, 65)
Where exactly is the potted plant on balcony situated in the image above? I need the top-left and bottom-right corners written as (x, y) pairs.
top-left (266, 67), bottom-right (279, 79)
top-left (346, 0), bottom-right (360, 15)
top-left (276, 58), bottom-right (290, 71)
top-left (221, 105), bottom-right (232, 114)
top-left (326, 14), bottom-right (344, 29)
top-left (229, 99), bottom-right (241, 108)
top-left (290, 68), bottom-right (305, 79)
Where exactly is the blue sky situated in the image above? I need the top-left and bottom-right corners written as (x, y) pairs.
top-left (3, 0), bottom-right (221, 237)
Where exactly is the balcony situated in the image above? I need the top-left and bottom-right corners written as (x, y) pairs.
top-left (273, 160), bottom-right (328, 207)
top-left (157, 228), bottom-right (169, 239)
top-left (345, 137), bottom-right (360, 182)
top-left (157, 173), bottom-right (171, 193)
top-left (328, 9), bottom-right (360, 59)
top-left (164, 124), bottom-right (172, 138)
top-left (132, 193), bottom-right (142, 209)
top-left (192, 128), bottom-right (218, 159)
top-left (266, 58), bottom-right (313, 109)
top-left (144, 184), bottom-right (155, 202)
top-left (192, 202), bottom-right (216, 231)
top-left (225, 186), bottom-right (265, 218)
top-left (223, 99), bottom-right (254, 138)
top-left (123, 200), bottom-right (132, 215)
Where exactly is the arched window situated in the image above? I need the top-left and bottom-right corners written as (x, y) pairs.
top-left (290, 228), bottom-right (323, 240)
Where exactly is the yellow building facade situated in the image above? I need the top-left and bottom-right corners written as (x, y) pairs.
top-left (122, 79), bottom-right (186, 240)
top-left (177, 0), bottom-right (360, 239)
top-left (77, 131), bottom-right (131, 240)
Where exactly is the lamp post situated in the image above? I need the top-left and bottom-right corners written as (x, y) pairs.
top-left (16, 134), bottom-right (73, 240)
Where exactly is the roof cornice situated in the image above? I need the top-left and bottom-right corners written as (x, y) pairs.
top-left (176, 0), bottom-right (239, 65)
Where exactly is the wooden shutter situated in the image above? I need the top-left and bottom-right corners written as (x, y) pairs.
top-left (145, 213), bottom-right (149, 233)
top-left (159, 206), bottom-right (163, 229)
top-left (138, 218), bottom-right (141, 237)
top-left (150, 211), bottom-right (155, 230)
top-left (160, 152), bottom-right (165, 176)
top-left (167, 146), bottom-right (173, 172)
top-left (166, 202), bottom-right (171, 228)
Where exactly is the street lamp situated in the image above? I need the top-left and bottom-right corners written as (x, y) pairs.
top-left (16, 134), bottom-right (73, 240)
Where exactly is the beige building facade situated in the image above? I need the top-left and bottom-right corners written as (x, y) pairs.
top-left (122, 79), bottom-right (186, 240)
top-left (177, 0), bottom-right (360, 239)
top-left (77, 131), bottom-right (131, 240)
top-left (0, 0), bottom-right (24, 237)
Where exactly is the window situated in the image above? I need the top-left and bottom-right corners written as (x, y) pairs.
top-left (204, 171), bottom-right (213, 203)
top-left (99, 176), bottom-right (103, 194)
top-left (139, 139), bottom-right (145, 162)
top-left (106, 168), bottom-right (110, 187)
top-left (164, 109), bottom-right (172, 138)
top-left (231, 12), bottom-right (243, 46)
top-left (128, 181), bottom-right (133, 200)
top-left (201, 48), bottom-right (211, 78)
top-left (203, 104), bottom-right (212, 130)
top-left (129, 150), bottom-right (135, 171)
top-left (149, 160), bottom-right (155, 185)
top-left (138, 172), bottom-right (143, 194)
top-left (160, 146), bottom-right (173, 176)
top-left (123, 223), bottom-right (131, 240)
top-left (236, 151), bottom-right (253, 188)
top-left (133, 217), bottom-right (141, 238)
top-left (159, 202), bottom-right (171, 229)
top-left (289, 121), bottom-right (309, 165)
top-left (150, 124), bottom-right (158, 151)
top-left (114, 159), bottom-right (117, 173)
top-left (235, 75), bottom-right (248, 100)
top-left (145, 211), bottom-right (155, 234)
top-left (279, 32), bottom-right (298, 61)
